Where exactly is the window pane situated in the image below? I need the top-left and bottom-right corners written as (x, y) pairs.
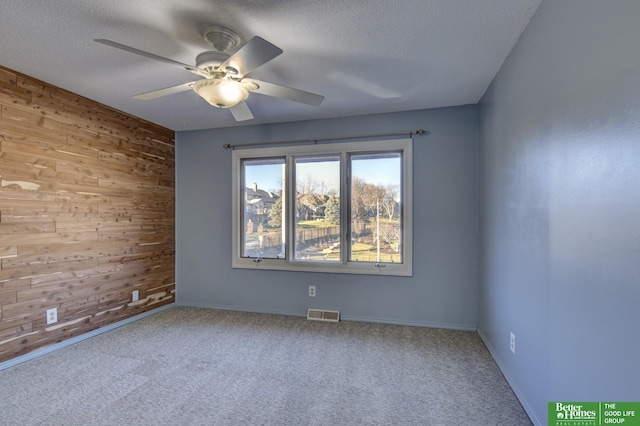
top-left (294, 156), bottom-right (340, 262)
top-left (242, 158), bottom-right (285, 259)
top-left (350, 153), bottom-right (402, 263)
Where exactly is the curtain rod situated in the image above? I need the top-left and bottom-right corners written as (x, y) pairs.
top-left (222, 129), bottom-right (427, 149)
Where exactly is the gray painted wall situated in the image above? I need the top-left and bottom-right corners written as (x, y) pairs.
top-left (177, 106), bottom-right (479, 329)
top-left (478, 1), bottom-right (640, 424)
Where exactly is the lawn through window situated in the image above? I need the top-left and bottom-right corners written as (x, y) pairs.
top-left (349, 152), bottom-right (402, 264)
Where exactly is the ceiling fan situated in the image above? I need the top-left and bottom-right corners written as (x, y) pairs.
top-left (95, 25), bottom-right (324, 121)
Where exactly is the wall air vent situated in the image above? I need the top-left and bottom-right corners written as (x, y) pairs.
top-left (307, 309), bottom-right (340, 323)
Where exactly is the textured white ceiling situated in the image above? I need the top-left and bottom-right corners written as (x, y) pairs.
top-left (0, 0), bottom-right (540, 131)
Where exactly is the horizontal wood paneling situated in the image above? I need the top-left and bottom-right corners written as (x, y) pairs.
top-left (0, 65), bottom-right (175, 363)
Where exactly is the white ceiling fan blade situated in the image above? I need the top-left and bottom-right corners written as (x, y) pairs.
top-left (229, 101), bottom-right (254, 121)
top-left (221, 36), bottom-right (282, 77)
top-left (245, 79), bottom-right (324, 106)
top-left (132, 81), bottom-right (197, 100)
top-left (94, 39), bottom-right (202, 75)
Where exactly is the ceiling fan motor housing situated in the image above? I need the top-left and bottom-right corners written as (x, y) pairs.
top-left (195, 51), bottom-right (231, 73)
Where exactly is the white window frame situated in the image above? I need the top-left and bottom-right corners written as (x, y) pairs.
top-left (231, 138), bottom-right (413, 276)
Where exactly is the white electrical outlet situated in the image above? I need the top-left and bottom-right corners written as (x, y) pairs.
top-left (308, 285), bottom-right (316, 297)
top-left (132, 290), bottom-right (139, 302)
top-left (510, 332), bottom-right (516, 354)
top-left (46, 307), bottom-right (58, 325)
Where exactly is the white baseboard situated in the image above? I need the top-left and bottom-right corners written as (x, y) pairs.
top-left (0, 303), bottom-right (175, 371)
top-left (340, 314), bottom-right (477, 331)
top-left (178, 302), bottom-right (477, 331)
top-left (178, 302), bottom-right (307, 319)
top-left (477, 327), bottom-right (542, 426)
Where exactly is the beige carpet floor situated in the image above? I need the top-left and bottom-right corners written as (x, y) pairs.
top-left (0, 307), bottom-right (531, 425)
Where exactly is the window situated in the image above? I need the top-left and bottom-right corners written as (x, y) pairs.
top-left (232, 138), bottom-right (412, 276)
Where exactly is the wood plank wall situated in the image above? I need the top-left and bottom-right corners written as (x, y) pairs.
top-left (0, 65), bottom-right (175, 363)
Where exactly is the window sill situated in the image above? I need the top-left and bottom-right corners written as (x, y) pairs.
top-left (232, 258), bottom-right (412, 276)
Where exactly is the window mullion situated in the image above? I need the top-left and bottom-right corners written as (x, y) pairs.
top-left (340, 150), bottom-right (348, 265)
top-left (286, 154), bottom-right (294, 262)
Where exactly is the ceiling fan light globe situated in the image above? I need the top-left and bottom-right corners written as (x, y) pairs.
top-left (193, 78), bottom-right (249, 109)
